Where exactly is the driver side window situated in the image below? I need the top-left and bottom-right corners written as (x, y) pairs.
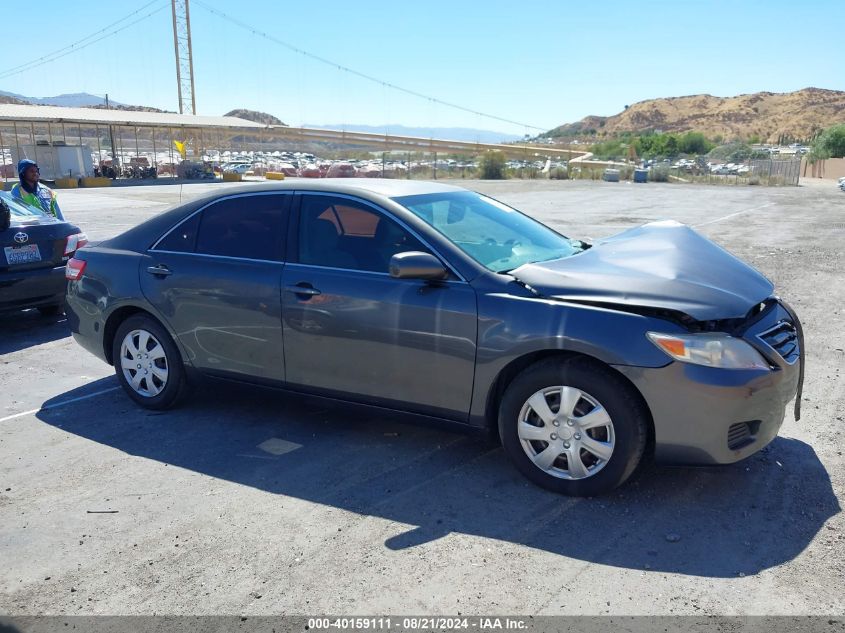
top-left (298, 195), bottom-right (428, 273)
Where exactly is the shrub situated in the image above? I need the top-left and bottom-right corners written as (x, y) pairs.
top-left (650, 165), bottom-right (670, 182)
top-left (678, 132), bottom-right (714, 155)
top-left (549, 167), bottom-right (568, 180)
top-left (588, 139), bottom-right (627, 160)
top-left (479, 152), bottom-right (506, 179)
top-left (636, 131), bottom-right (715, 158)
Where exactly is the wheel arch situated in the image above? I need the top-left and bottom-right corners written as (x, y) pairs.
top-left (102, 306), bottom-right (167, 365)
top-left (483, 350), bottom-right (655, 453)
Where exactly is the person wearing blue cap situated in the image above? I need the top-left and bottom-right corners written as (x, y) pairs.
top-left (10, 159), bottom-right (64, 220)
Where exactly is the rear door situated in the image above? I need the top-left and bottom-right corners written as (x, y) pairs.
top-left (140, 192), bottom-right (290, 383)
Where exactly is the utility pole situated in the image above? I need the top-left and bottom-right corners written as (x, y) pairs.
top-left (171, 0), bottom-right (197, 115)
top-left (106, 93), bottom-right (118, 176)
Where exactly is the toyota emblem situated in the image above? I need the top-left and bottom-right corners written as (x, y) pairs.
top-left (13, 232), bottom-right (28, 244)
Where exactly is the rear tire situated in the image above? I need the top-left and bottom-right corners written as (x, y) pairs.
top-left (498, 357), bottom-right (648, 496)
top-left (112, 314), bottom-right (187, 410)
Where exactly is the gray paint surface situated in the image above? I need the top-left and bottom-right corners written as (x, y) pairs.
top-left (281, 263), bottom-right (478, 419)
top-left (512, 220), bottom-right (774, 320)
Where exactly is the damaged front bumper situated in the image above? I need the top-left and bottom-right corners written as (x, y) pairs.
top-left (614, 300), bottom-right (803, 465)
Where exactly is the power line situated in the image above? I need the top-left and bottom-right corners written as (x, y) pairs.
top-left (0, 1), bottom-right (169, 80)
top-left (193, 0), bottom-right (545, 132)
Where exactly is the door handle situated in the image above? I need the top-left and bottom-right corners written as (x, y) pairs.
top-left (284, 284), bottom-right (321, 297)
top-left (146, 265), bottom-right (173, 277)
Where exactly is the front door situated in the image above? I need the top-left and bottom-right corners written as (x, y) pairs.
top-left (281, 193), bottom-right (477, 420)
top-left (141, 192), bottom-right (290, 383)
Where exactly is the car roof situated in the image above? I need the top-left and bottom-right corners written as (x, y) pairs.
top-left (102, 179), bottom-right (471, 252)
top-left (215, 178), bottom-right (467, 199)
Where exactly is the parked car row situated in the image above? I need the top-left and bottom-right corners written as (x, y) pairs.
top-left (709, 163), bottom-right (751, 176)
top-left (672, 158), bottom-right (698, 170)
top-left (93, 146), bottom-right (575, 181)
top-left (224, 157), bottom-right (483, 179)
top-left (222, 162), bottom-right (253, 175)
top-left (752, 144), bottom-right (809, 156)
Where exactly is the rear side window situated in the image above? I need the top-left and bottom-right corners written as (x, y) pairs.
top-left (195, 194), bottom-right (287, 261)
top-left (156, 212), bottom-right (200, 253)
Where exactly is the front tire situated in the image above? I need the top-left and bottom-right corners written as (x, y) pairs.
top-left (499, 357), bottom-right (648, 496)
top-left (112, 314), bottom-right (187, 410)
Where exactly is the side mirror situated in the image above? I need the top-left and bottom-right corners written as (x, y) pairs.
top-left (389, 251), bottom-right (448, 281)
top-left (0, 200), bottom-right (10, 233)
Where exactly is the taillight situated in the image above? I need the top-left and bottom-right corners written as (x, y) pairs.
top-left (64, 232), bottom-right (89, 256)
top-left (65, 257), bottom-right (86, 281)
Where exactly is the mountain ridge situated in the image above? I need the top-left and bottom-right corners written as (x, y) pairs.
top-left (545, 87), bottom-right (845, 142)
top-left (0, 91), bottom-right (125, 107)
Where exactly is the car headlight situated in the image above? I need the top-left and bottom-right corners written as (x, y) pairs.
top-left (646, 332), bottom-right (770, 370)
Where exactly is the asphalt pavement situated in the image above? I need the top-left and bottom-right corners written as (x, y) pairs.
top-left (1, 178), bottom-right (843, 616)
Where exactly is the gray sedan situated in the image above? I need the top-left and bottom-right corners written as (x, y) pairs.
top-left (65, 180), bottom-right (803, 496)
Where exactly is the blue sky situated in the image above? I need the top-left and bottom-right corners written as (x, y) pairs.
top-left (1, 0), bottom-right (842, 135)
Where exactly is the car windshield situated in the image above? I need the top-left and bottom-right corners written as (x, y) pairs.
top-left (0, 191), bottom-right (48, 219)
top-left (393, 190), bottom-right (582, 273)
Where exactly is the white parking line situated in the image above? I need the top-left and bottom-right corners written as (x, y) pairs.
top-left (0, 386), bottom-right (120, 423)
top-left (695, 202), bottom-right (774, 227)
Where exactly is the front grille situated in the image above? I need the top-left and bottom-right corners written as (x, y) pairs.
top-left (758, 320), bottom-right (800, 364)
top-left (727, 422), bottom-right (753, 450)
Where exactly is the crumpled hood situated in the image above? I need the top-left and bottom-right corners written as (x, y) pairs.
top-left (510, 220), bottom-right (773, 321)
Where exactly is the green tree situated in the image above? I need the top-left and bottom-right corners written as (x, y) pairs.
top-left (813, 124), bottom-right (845, 158)
top-left (663, 135), bottom-right (679, 157)
top-left (635, 132), bottom-right (708, 158)
top-left (479, 151), bottom-right (506, 179)
top-left (636, 133), bottom-right (667, 157)
top-left (806, 144), bottom-right (830, 165)
top-left (678, 132), bottom-right (713, 155)
top-left (635, 135), bottom-right (654, 157)
top-left (588, 139), bottom-right (626, 160)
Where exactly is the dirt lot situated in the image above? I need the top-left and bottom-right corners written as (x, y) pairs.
top-left (1, 178), bottom-right (843, 617)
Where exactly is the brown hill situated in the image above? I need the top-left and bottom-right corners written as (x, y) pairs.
top-left (546, 88), bottom-right (845, 142)
top-left (89, 104), bottom-right (173, 113)
top-left (224, 109), bottom-right (286, 126)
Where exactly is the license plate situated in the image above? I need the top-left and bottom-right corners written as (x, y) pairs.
top-left (4, 244), bottom-right (42, 265)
